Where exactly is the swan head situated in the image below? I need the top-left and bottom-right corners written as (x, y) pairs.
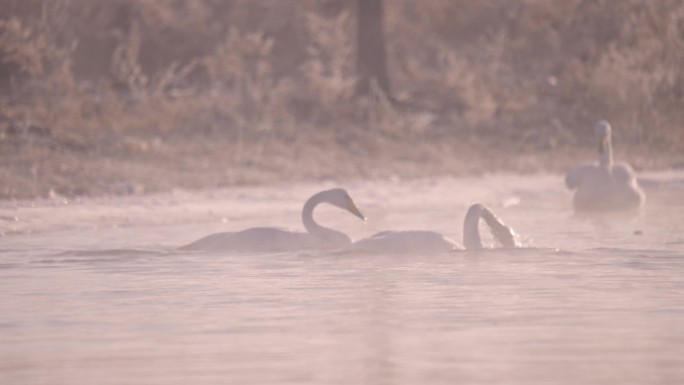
top-left (324, 188), bottom-right (366, 220)
top-left (595, 120), bottom-right (612, 155)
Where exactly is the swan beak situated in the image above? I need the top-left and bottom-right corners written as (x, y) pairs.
top-left (346, 197), bottom-right (366, 221)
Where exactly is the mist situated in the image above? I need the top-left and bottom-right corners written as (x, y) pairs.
top-left (2, 2), bottom-right (684, 385)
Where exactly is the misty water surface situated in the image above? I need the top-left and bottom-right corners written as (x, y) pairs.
top-left (1, 173), bottom-right (684, 385)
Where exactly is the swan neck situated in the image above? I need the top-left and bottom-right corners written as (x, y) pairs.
top-left (463, 204), bottom-right (518, 249)
top-left (463, 205), bottom-right (484, 249)
top-left (301, 192), bottom-right (349, 244)
top-left (599, 136), bottom-right (613, 169)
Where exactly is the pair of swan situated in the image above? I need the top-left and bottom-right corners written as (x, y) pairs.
top-left (180, 188), bottom-right (519, 253)
top-left (566, 120), bottom-right (645, 212)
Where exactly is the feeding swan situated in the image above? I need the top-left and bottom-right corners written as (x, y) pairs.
top-left (180, 188), bottom-right (365, 252)
top-left (346, 204), bottom-right (520, 254)
top-left (565, 120), bottom-right (645, 211)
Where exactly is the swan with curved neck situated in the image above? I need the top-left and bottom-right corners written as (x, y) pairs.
top-left (346, 203), bottom-right (520, 254)
top-left (565, 120), bottom-right (645, 212)
top-left (180, 188), bottom-right (365, 252)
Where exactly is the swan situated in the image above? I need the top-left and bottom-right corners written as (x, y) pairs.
top-left (180, 188), bottom-right (365, 252)
top-left (565, 120), bottom-right (645, 211)
top-left (345, 203), bottom-right (520, 254)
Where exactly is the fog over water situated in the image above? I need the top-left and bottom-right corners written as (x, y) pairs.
top-left (2, 172), bottom-right (683, 385)
top-left (3, 2), bottom-right (684, 384)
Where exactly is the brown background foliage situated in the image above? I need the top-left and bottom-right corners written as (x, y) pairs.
top-left (1, 0), bottom-right (683, 199)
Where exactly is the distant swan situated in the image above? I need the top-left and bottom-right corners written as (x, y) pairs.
top-left (346, 204), bottom-right (520, 254)
top-left (180, 188), bottom-right (365, 252)
top-left (565, 120), bottom-right (645, 211)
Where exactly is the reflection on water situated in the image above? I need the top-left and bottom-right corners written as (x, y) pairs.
top-left (1, 173), bottom-right (684, 384)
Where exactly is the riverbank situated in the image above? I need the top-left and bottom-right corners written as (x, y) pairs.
top-left (2, 122), bottom-right (682, 200)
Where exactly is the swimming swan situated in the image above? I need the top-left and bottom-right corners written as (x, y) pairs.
top-left (346, 204), bottom-right (520, 254)
top-left (565, 120), bottom-right (645, 211)
top-left (180, 188), bottom-right (365, 252)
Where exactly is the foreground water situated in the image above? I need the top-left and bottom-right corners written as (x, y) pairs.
top-left (1, 173), bottom-right (683, 385)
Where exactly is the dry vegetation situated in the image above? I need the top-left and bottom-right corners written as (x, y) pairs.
top-left (1, 0), bottom-right (683, 200)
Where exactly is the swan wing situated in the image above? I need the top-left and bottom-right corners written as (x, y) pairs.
top-left (180, 227), bottom-right (324, 252)
top-left (565, 164), bottom-right (596, 190)
top-left (569, 164), bottom-right (644, 211)
top-left (179, 231), bottom-right (237, 251)
top-left (350, 231), bottom-right (460, 254)
top-left (612, 162), bottom-right (637, 184)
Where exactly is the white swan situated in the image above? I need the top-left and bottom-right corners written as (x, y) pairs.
top-left (565, 120), bottom-right (645, 211)
top-left (346, 204), bottom-right (520, 254)
top-left (180, 188), bottom-right (365, 252)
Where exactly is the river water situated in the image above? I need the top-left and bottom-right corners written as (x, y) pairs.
top-left (1, 173), bottom-right (683, 385)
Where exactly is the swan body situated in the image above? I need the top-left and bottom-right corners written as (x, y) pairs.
top-left (565, 121), bottom-right (645, 211)
top-left (180, 188), bottom-right (365, 252)
top-left (350, 230), bottom-right (461, 253)
top-left (346, 204), bottom-right (519, 254)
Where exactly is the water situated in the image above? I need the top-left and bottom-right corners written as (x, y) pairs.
top-left (1, 173), bottom-right (684, 385)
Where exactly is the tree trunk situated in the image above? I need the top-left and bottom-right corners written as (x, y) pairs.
top-left (356, 0), bottom-right (389, 96)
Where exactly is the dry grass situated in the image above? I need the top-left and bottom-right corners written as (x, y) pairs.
top-left (1, 0), bottom-right (683, 200)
